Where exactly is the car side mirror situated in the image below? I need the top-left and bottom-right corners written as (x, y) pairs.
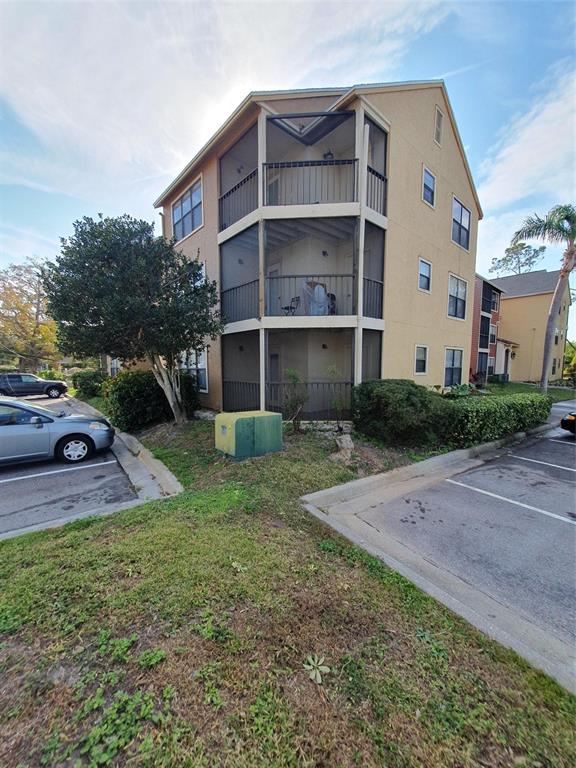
top-left (30, 416), bottom-right (43, 428)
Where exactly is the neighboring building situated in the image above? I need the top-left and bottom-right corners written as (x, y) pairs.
top-left (490, 270), bottom-right (571, 382)
top-left (154, 81), bottom-right (482, 416)
top-left (470, 275), bottom-right (502, 382)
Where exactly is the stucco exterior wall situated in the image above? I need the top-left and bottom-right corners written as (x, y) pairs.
top-left (363, 86), bottom-right (479, 387)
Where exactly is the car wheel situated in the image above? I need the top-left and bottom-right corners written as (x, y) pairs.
top-left (46, 387), bottom-right (62, 399)
top-left (56, 435), bottom-right (93, 463)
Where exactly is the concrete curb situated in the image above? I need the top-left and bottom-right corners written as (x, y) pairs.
top-left (70, 398), bottom-right (183, 499)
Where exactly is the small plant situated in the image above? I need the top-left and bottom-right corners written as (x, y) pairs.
top-left (196, 609), bottom-right (231, 644)
top-left (195, 663), bottom-right (223, 709)
top-left (303, 654), bottom-right (330, 684)
top-left (97, 629), bottom-right (138, 663)
top-left (138, 648), bottom-right (167, 669)
top-left (283, 368), bottom-right (308, 433)
top-left (443, 383), bottom-right (472, 398)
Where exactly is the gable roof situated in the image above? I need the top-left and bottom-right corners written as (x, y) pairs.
top-left (490, 270), bottom-right (561, 298)
top-left (153, 80), bottom-right (482, 217)
top-left (476, 273), bottom-right (503, 293)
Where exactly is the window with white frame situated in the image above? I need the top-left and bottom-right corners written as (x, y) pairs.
top-left (448, 274), bottom-right (467, 319)
top-left (451, 197), bottom-right (470, 249)
top-left (422, 168), bottom-right (436, 206)
top-left (488, 356), bottom-right (495, 375)
top-left (444, 348), bottom-right (463, 386)
top-left (489, 324), bottom-right (497, 344)
top-left (418, 258), bottom-right (432, 291)
top-left (434, 106), bottom-right (444, 145)
top-left (181, 348), bottom-right (208, 393)
top-left (491, 291), bottom-right (499, 312)
top-left (172, 178), bottom-right (202, 241)
top-left (415, 345), bottom-right (428, 374)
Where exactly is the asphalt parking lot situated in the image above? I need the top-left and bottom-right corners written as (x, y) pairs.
top-left (0, 396), bottom-right (137, 538)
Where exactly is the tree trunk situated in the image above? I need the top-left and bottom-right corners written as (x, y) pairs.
top-left (540, 243), bottom-right (575, 392)
top-left (146, 352), bottom-right (187, 424)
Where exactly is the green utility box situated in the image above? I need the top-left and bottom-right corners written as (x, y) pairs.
top-left (215, 411), bottom-right (282, 459)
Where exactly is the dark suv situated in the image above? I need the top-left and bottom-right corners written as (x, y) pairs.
top-left (0, 372), bottom-right (68, 399)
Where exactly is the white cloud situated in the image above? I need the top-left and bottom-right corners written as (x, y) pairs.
top-left (478, 63), bottom-right (576, 212)
top-left (0, 0), bottom-right (447, 218)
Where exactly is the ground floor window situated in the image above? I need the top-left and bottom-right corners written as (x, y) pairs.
top-left (477, 351), bottom-right (488, 376)
top-left (181, 348), bottom-right (208, 392)
top-left (488, 356), bottom-right (495, 375)
top-left (415, 345), bottom-right (428, 374)
top-left (444, 348), bottom-right (463, 387)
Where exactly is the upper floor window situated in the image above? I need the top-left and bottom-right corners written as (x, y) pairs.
top-left (448, 274), bottom-right (467, 319)
top-left (422, 168), bottom-right (436, 207)
top-left (172, 178), bottom-right (202, 242)
top-left (434, 106), bottom-right (444, 146)
top-left (489, 324), bottom-right (497, 344)
top-left (479, 316), bottom-right (490, 349)
top-left (418, 258), bottom-right (432, 292)
top-left (491, 290), bottom-right (499, 312)
top-left (452, 197), bottom-right (470, 250)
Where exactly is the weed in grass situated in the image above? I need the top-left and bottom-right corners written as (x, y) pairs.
top-left (195, 663), bottom-right (223, 709)
top-left (195, 609), bottom-right (232, 644)
top-left (97, 629), bottom-right (138, 662)
top-left (138, 649), bottom-right (167, 669)
top-left (303, 654), bottom-right (330, 684)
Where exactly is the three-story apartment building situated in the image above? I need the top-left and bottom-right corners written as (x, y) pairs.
top-left (154, 81), bottom-right (482, 417)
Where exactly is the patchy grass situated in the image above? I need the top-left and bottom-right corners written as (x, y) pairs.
top-left (0, 422), bottom-right (574, 767)
top-left (486, 381), bottom-right (575, 402)
top-left (75, 394), bottom-right (111, 417)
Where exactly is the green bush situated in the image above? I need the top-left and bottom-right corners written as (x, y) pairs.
top-left (352, 379), bottom-right (448, 447)
top-left (105, 370), bottom-right (199, 432)
top-left (446, 393), bottom-right (552, 446)
top-left (72, 369), bottom-right (108, 397)
top-left (38, 368), bottom-right (62, 380)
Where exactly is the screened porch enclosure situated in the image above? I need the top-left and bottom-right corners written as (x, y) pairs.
top-left (221, 331), bottom-right (260, 412)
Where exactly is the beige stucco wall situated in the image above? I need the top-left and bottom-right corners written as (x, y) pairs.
top-left (362, 87), bottom-right (479, 387)
top-left (498, 287), bottom-right (570, 381)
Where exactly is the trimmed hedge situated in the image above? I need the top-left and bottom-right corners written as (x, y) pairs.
top-left (105, 370), bottom-right (199, 432)
top-left (72, 369), bottom-right (108, 397)
top-left (353, 379), bottom-right (552, 448)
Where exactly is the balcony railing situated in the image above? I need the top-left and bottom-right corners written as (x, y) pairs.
top-left (266, 381), bottom-right (353, 420)
top-left (222, 380), bottom-right (260, 412)
top-left (366, 165), bottom-right (387, 216)
top-left (266, 274), bottom-right (355, 316)
top-left (221, 280), bottom-right (259, 323)
top-left (219, 168), bottom-right (258, 231)
top-left (264, 159), bottom-right (358, 206)
top-left (363, 277), bottom-right (383, 319)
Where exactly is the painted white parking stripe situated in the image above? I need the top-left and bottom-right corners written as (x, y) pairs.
top-left (509, 454), bottom-right (576, 472)
top-left (445, 478), bottom-right (576, 526)
top-left (0, 460), bottom-right (117, 485)
top-left (549, 439), bottom-right (576, 445)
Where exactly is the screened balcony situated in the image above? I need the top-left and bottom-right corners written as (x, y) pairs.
top-left (265, 111), bottom-right (357, 206)
top-left (222, 331), bottom-right (260, 412)
top-left (220, 225), bottom-right (259, 323)
top-left (365, 116), bottom-right (388, 216)
top-left (219, 124), bottom-right (258, 231)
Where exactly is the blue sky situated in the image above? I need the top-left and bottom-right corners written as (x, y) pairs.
top-left (0, 0), bottom-right (574, 331)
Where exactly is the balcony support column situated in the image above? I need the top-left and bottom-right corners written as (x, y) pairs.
top-left (258, 220), bottom-right (265, 318)
top-left (354, 326), bottom-right (363, 386)
top-left (257, 109), bottom-right (267, 208)
top-left (259, 327), bottom-right (266, 411)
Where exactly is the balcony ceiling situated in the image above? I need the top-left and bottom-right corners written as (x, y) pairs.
top-left (267, 111), bottom-right (354, 146)
top-left (266, 217), bottom-right (355, 250)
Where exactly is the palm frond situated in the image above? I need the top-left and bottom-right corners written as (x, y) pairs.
top-left (512, 204), bottom-right (576, 246)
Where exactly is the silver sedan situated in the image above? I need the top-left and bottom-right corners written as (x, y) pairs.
top-left (0, 398), bottom-right (114, 465)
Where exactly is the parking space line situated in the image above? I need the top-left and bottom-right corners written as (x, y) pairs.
top-left (445, 478), bottom-right (576, 526)
top-left (0, 460), bottom-right (117, 485)
top-left (508, 454), bottom-right (576, 472)
top-left (549, 439), bottom-right (576, 445)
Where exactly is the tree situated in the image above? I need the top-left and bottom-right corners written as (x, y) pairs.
top-left (512, 204), bottom-right (576, 392)
top-left (0, 258), bottom-right (58, 371)
top-left (43, 214), bottom-right (224, 424)
top-left (489, 241), bottom-right (546, 275)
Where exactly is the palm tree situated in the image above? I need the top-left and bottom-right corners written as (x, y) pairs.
top-left (512, 204), bottom-right (576, 392)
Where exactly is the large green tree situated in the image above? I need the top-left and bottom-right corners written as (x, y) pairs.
top-left (489, 241), bottom-right (546, 275)
top-left (512, 204), bottom-right (576, 392)
top-left (43, 214), bottom-right (223, 423)
top-left (0, 258), bottom-right (58, 371)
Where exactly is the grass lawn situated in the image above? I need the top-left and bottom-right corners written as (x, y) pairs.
top-left (1, 423), bottom-right (574, 767)
top-left (486, 381), bottom-right (576, 402)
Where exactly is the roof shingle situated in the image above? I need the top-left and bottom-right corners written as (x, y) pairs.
top-left (490, 270), bottom-right (561, 298)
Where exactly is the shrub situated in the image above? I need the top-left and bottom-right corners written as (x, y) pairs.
top-left (352, 379), bottom-right (449, 447)
top-left (38, 368), bottom-right (62, 380)
top-left (72, 369), bottom-right (108, 397)
top-left (105, 370), bottom-right (199, 432)
top-left (445, 393), bottom-right (552, 446)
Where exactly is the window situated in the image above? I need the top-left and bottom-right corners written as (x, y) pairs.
top-left (552, 358), bottom-right (557, 375)
top-left (172, 178), bottom-right (202, 241)
top-left (489, 324), bottom-right (497, 345)
top-left (181, 348), bottom-right (208, 393)
top-left (477, 352), bottom-right (488, 376)
top-left (0, 405), bottom-right (39, 426)
top-left (418, 258), bottom-right (432, 292)
top-left (444, 348), bottom-right (463, 387)
top-left (415, 345), bottom-right (428, 374)
top-left (434, 106), bottom-right (444, 145)
top-left (451, 197), bottom-right (470, 249)
top-left (481, 281), bottom-right (494, 313)
top-left (554, 330), bottom-right (559, 345)
top-left (448, 274), bottom-right (467, 319)
top-left (488, 356), bottom-right (495, 376)
top-left (422, 168), bottom-right (435, 206)
top-left (491, 291), bottom-right (499, 312)
top-left (479, 316), bottom-right (490, 349)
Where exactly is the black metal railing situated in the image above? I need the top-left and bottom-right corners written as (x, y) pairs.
top-left (221, 280), bottom-right (259, 323)
top-left (265, 274), bottom-right (355, 316)
top-left (266, 381), bottom-right (353, 420)
top-left (363, 277), bottom-right (383, 318)
top-left (222, 380), bottom-right (260, 412)
top-left (219, 168), bottom-right (258, 231)
top-left (366, 166), bottom-right (387, 215)
top-left (264, 159), bottom-right (358, 206)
